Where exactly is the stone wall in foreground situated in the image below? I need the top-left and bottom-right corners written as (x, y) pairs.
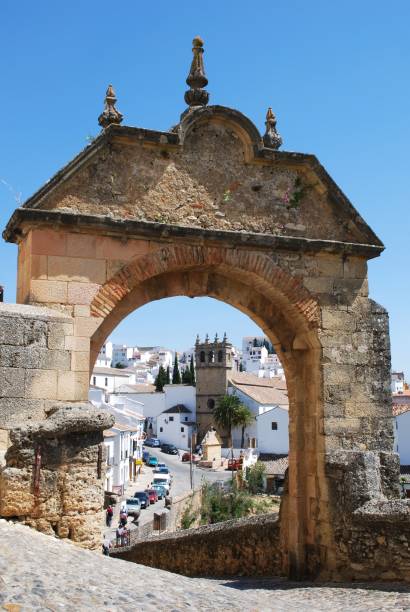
top-left (0, 303), bottom-right (113, 549)
top-left (114, 513), bottom-right (282, 577)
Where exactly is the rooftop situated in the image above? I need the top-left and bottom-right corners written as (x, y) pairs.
top-left (93, 367), bottom-right (132, 378)
top-left (229, 373), bottom-right (288, 407)
top-left (162, 404), bottom-right (192, 414)
top-left (115, 384), bottom-right (157, 394)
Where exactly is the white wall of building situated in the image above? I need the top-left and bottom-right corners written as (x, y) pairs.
top-left (395, 412), bottom-right (410, 464)
top-left (91, 369), bottom-right (136, 393)
top-left (164, 385), bottom-right (196, 416)
top-left (228, 386), bottom-right (288, 452)
top-left (157, 411), bottom-right (194, 450)
top-left (256, 406), bottom-right (289, 454)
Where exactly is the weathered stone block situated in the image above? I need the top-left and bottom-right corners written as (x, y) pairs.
top-left (25, 369), bottom-right (58, 399)
top-left (57, 371), bottom-right (89, 401)
top-left (31, 228), bottom-right (67, 256)
top-left (48, 256), bottom-right (106, 285)
top-left (67, 281), bottom-right (100, 305)
top-left (0, 367), bottom-right (25, 398)
top-left (30, 279), bottom-right (68, 304)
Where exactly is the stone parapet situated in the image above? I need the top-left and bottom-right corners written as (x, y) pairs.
top-left (114, 513), bottom-right (282, 577)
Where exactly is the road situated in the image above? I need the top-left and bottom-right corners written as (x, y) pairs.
top-left (103, 446), bottom-right (233, 541)
top-left (134, 447), bottom-right (233, 526)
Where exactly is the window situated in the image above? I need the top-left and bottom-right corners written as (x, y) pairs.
top-left (271, 422), bottom-right (278, 430)
top-left (185, 417), bottom-right (188, 421)
top-left (218, 350), bottom-right (223, 362)
top-left (181, 427), bottom-right (185, 433)
top-left (105, 377), bottom-right (108, 386)
top-left (200, 351), bottom-right (205, 363)
top-left (207, 398), bottom-right (215, 410)
top-left (169, 416), bottom-right (174, 422)
top-left (92, 376), bottom-right (96, 386)
top-left (208, 350), bottom-right (214, 363)
top-left (160, 427), bottom-right (163, 433)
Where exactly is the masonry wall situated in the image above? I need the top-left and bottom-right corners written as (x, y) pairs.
top-left (115, 513), bottom-right (282, 577)
top-left (0, 303), bottom-right (113, 548)
top-left (0, 303), bottom-right (75, 430)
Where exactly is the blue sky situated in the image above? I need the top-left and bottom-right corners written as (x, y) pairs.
top-left (1, 1), bottom-right (409, 372)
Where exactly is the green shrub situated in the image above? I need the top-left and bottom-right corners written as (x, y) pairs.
top-left (247, 461), bottom-right (266, 494)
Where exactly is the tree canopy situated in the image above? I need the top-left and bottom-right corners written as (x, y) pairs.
top-left (213, 395), bottom-right (253, 447)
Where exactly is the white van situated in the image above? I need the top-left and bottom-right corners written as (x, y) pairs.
top-left (152, 475), bottom-right (171, 492)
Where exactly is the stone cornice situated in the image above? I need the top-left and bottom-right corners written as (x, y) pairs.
top-left (3, 208), bottom-right (384, 259)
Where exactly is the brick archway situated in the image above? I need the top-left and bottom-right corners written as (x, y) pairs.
top-left (90, 244), bottom-right (320, 350)
top-left (89, 242), bottom-right (324, 578)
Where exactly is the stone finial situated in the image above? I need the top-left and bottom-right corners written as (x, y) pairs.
top-left (184, 36), bottom-right (209, 108)
top-left (98, 84), bottom-right (123, 129)
top-left (263, 107), bottom-right (282, 149)
top-left (223, 332), bottom-right (227, 343)
top-left (214, 332), bottom-right (219, 343)
top-left (195, 334), bottom-right (200, 346)
top-left (205, 333), bottom-right (209, 343)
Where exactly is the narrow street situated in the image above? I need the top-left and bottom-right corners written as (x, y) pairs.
top-left (103, 446), bottom-right (233, 540)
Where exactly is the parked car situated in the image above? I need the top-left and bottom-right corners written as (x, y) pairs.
top-left (181, 452), bottom-right (200, 463)
top-left (142, 450), bottom-right (150, 463)
top-left (151, 484), bottom-right (167, 499)
top-left (157, 462), bottom-right (167, 469)
top-left (144, 438), bottom-right (161, 448)
top-left (125, 497), bottom-right (141, 519)
top-left (148, 456), bottom-right (158, 467)
top-left (154, 466), bottom-right (170, 475)
top-left (145, 488), bottom-right (158, 504)
top-left (133, 491), bottom-right (150, 509)
top-left (227, 458), bottom-right (243, 471)
top-left (152, 477), bottom-right (171, 494)
top-left (161, 444), bottom-right (179, 455)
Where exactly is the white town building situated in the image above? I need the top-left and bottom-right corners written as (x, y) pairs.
top-left (241, 336), bottom-right (284, 378)
top-left (89, 387), bottom-right (145, 493)
top-left (392, 372), bottom-right (405, 394)
top-left (393, 391), bottom-right (410, 464)
top-left (157, 405), bottom-right (196, 450)
top-left (91, 367), bottom-right (136, 393)
top-left (228, 372), bottom-right (288, 453)
top-left (96, 341), bottom-right (113, 367)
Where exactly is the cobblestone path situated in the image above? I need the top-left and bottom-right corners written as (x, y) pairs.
top-left (1, 520), bottom-right (410, 611)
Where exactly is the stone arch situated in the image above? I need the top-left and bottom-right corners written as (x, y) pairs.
top-left (89, 243), bottom-right (324, 578)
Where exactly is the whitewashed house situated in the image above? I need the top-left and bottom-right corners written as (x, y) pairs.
top-left (96, 341), bottom-right (113, 367)
top-left (91, 366), bottom-right (136, 393)
top-left (393, 391), bottom-right (410, 464)
top-left (227, 372), bottom-right (289, 453)
top-left (392, 372), bottom-right (405, 394)
top-left (89, 387), bottom-right (145, 493)
top-left (241, 336), bottom-right (284, 378)
top-left (112, 383), bottom-right (195, 420)
top-left (157, 405), bottom-right (195, 450)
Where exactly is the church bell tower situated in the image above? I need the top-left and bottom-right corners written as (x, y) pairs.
top-left (195, 332), bottom-right (234, 443)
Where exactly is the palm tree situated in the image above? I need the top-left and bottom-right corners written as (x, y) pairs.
top-left (213, 395), bottom-right (242, 446)
top-left (213, 395), bottom-right (253, 447)
top-left (233, 404), bottom-right (254, 449)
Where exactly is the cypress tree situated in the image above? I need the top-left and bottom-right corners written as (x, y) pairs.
top-left (182, 367), bottom-right (191, 384)
top-left (166, 365), bottom-right (171, 385)
top-left (172, 353), bottom-right (181, 384)
top-left (155, 365), bottom-right (167, 392)
top-left (189, 354), bottom-right (196, 386)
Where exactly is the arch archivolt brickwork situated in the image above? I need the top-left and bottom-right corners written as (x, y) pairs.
top-left (91, 244), bottom-right (319, 326)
